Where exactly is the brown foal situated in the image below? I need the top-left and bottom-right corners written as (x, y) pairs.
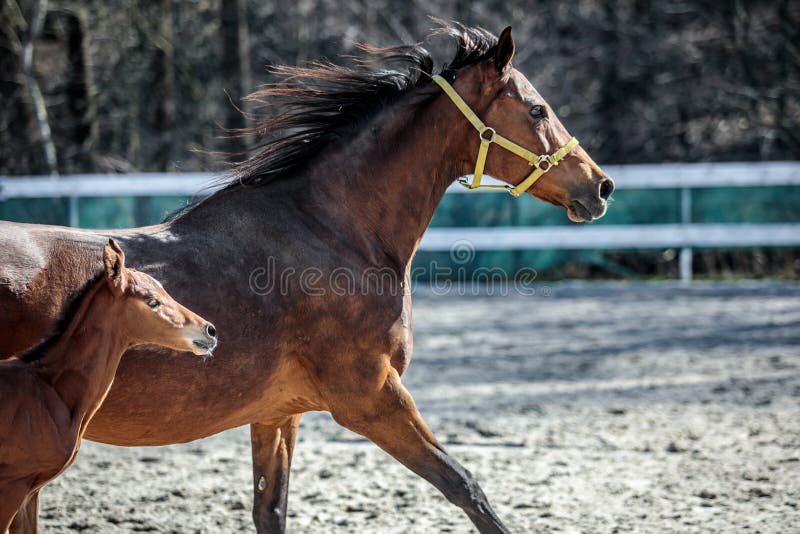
top-left (0, 240), bottom-right (216, 532)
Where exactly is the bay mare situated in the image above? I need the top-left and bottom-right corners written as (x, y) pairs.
top-left (0, 24), bottom-right (613, 533)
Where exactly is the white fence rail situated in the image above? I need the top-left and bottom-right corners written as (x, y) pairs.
top-left (2, 162), bottom-right (799, 281)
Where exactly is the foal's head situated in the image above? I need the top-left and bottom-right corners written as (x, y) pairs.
top-left (444, 27), bottom-right (614, 222)
top-left (102, 239), bottom-right (217, 356)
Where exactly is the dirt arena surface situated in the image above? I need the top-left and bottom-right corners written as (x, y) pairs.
top-left (39, 281), bottom-right (800, 533)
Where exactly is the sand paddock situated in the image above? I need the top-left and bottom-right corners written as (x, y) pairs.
top-left (39, 282), bottom-right (800, 533)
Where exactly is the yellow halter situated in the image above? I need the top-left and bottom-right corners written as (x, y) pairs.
top-left (432, 74), bottom-right (579, 197)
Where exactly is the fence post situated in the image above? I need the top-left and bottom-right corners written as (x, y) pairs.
top-left (68, 196), bottom-right (79, 227)
top-left (679, 186), bottom-right (692, 282)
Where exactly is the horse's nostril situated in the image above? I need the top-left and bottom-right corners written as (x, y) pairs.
top-left (205, 323), bottom-right (216, 338)
top-left (599, 178), bottom-right (615, 200)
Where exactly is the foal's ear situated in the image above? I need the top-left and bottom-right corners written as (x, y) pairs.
top-left (103, 238), bottom-right (128, 296)
top-left (494, 26), bottom-right (515, 74)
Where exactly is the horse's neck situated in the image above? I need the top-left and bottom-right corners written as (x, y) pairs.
top-left (302, 98), bottom-right (470, 267)
top-left (171, 91), bottom-right (471, 270)
top-left (32, 289), bottom-right (130, 430)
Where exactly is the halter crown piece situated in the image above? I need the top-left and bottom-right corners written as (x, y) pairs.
top-left (432, 75), bottom-right (579, 198)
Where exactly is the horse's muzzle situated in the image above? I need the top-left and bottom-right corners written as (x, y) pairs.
top-left (568, 175), bottom-right (614, 222)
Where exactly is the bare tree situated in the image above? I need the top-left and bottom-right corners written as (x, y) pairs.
top-left (57, 2), bottom-right (98, 169)
top-left (20, 0), bottom-right (58, 175)
top-left (154, 0), bottom-right (176, 169)
top-left (220, 0), bottom-right (251, 158)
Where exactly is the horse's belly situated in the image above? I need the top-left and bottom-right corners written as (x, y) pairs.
top-left (82, 345), bottom-right (320, 446)
top-left (84, 400), bottom-right (250, 446)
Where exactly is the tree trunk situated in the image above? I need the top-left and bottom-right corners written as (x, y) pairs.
top-left (219, 0), bottom-right (251, 158)
top-left (21, 0), bottom-right (58, 175)
top-left (63, 3), bottom-right (97, 169)
top-left (153, 0), bottom-right (176, 170)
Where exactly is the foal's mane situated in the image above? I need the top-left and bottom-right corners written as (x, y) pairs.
top-left (19, 271), bottom-right (107, 363)
top-left (218, 21), bottom-right (499, 193)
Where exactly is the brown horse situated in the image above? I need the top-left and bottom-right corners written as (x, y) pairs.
top-left (0, 239), bottom-right (216, 532)
top-left (0, 24), bottom-right (613, 533)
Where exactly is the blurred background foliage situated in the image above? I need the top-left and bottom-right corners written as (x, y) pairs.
top-left (1, 0), bottom-right (798, 278)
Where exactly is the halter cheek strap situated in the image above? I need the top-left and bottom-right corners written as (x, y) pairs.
top-left (432, 74), bottom-right (579, 198)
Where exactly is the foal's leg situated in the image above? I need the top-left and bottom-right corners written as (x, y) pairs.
top-left (1, 484), bottom-right (30, 533)
top-left (329, 368), bottom-right (510, 534)
top-left (8, 490), bottom-right (37, 534)
top-left (250, 415), bottom-right (302, 534)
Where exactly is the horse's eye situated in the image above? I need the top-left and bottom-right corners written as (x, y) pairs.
top-left (530, 105), bottom-right (546, 119)
top-left (147, 299), bottom-right (160, 309)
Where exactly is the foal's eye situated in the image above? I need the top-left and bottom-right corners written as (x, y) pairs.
top-left (530, 105), bottom-right (546, 119)
top-left (147, 299), bottom-right (160, 309)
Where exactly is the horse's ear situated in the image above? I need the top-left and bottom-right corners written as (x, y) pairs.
top-left (494, 26), bottom-right (515, 74)
top-left (103, 238), bottom-right (128, 296)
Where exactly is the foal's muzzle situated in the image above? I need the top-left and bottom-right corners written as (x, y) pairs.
top-left (192, 322), bottom-right (218, 355)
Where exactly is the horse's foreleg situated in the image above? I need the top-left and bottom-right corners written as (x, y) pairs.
top-left (330, 368), bottom-right (510, 534)
top-left (250, 416), bottom-right (302, 534)
top-left (8, 490), bottom-right (37, 534)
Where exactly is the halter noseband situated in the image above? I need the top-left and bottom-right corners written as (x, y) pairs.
top-left (432, 74), bottom-right (579, 198)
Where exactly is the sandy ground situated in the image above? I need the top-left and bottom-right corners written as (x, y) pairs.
top-left (39, 281), bottom-right (800, 533)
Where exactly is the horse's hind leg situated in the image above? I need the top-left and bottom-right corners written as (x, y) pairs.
top-left (250, 416), bottom-right (302, 534)
top-left (8, 490), bottom-right (37, 534)
top-left (329, 368), bottom-right (510, 534)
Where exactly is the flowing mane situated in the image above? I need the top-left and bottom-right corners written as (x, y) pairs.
top-left (221, 22), bottom-right (500, 191)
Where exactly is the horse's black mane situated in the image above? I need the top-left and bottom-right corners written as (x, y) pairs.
top-left (19, 271), bottom-right (106, 363)
top-left (218, 21), bottom-right (499, 192)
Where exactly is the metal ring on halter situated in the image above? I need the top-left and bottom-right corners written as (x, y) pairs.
top-left (534, 155), bottom-right (553, 172)
top-left (479, 127), bottom-right (496, 142)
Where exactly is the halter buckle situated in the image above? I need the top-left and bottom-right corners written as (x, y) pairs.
top-left (534, 155), bottom-right (553, 172)
top-left (479, 127), bottom-right (496, 142)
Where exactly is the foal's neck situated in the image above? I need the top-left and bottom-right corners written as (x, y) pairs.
top-left (31, 286), bottom-right (132, 433)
